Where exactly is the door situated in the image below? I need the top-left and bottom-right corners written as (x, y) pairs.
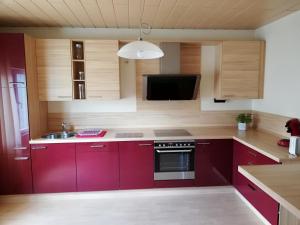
top-left (119, 141), bottom-right (154, 189)
top-left (195, 139), bottom-right (233, 186)
top-left (76, 142), bottom-right (119, 191)
top-left (36, 39), bottom-right (72, 101)
top-left (31, 144), bottom-right (76, 193)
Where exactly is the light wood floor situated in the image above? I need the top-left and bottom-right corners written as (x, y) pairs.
top-left (0, 187), bottom-right (264, 225)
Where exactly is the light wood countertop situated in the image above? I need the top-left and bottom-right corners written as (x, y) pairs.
top-left (29, 127), bottom-right (295, 162)
top-left (239, 164), bottom-right (300, 219)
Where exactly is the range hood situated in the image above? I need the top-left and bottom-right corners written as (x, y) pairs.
top-left (159, 42), bottom-right (181, 74)
top-left (142, 42), bottom-right (201, 101)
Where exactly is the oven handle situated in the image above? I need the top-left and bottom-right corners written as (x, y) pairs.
top-left (156, 149), bottom-right (193, 153)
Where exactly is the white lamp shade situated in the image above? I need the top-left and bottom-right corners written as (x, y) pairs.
top-left (117, 40), bottom-right (164, 59)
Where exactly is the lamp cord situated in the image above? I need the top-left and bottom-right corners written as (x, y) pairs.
top-left (139, 0), bottom-right (151, 40)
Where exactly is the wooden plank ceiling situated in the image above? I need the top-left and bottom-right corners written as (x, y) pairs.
top-left (0, 0), bottom-right (300, 29)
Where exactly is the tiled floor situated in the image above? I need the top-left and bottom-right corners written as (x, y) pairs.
top-left (0, 187), bottom-right (264, 225)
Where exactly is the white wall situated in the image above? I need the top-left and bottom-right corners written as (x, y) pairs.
top-left (253, 11), bottom-right (300, 118)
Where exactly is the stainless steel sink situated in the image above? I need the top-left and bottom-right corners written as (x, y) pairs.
top-left (42, 131), bottom-right (76, 139)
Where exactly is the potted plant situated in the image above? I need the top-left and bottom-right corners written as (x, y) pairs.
top-left (236, 113), bottom-right (252, 131)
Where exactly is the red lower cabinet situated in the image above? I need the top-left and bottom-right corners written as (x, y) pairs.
top-left (7, 154), bottom-right (33, 194)
top-left (233, 141), bottom-right (279, 225)
top-left (195, 139), bottom-right (233, 186)
top-left (76, 142), bottom-right (119, 191)
top-left (31, 144), bottom-right (76, 193)
top-left (119, 141), bottom-right (154, 189)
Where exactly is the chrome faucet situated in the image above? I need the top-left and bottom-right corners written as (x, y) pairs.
top-left (61, 122), bottom-right (69, 138)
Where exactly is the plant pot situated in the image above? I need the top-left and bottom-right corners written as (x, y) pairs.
top-left (238, 122), bottom-right (247, 131)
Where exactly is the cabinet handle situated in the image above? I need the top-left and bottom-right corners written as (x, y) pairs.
top-left (248, 151), bottom-right (257, 157)
top-left (14, 156), bottom-right (30, 161)
top-left (58, 96), bottom-right (72, 98)
top-left (197, 142), bottom-right (211, 145)
top-left (90, 144), bottom-right (105, 148)
top-left (247, 184), bottom-right (256, 191)
top-left (138, 143), bottom-right (153, 147)
top-left (9, 81), bottom-right (25, 85)
top-left (31, 146), bottom-right (47, 150)
top-left (247, 161), bottom-right (254, 165)
top-left (88, 96), bottom-right (103, 98)
top-left (14, 146), bottom-right (28, 150)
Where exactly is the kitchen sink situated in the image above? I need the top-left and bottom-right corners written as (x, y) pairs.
top-left (41, 131), bottom-right (76, 139)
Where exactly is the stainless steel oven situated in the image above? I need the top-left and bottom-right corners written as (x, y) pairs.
top-left (154, 140), bottom-right (195, 180)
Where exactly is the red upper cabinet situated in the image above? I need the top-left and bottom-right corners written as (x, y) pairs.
top-left (119, 141), bottom-right (154, 189)
top-left (233, 141), bottom-right (279, 225)
top-left (76, 142), bottom-right (119, 191)
top-left (195, 139), bottom-right (233, 186)
top-left (31, 144), bottom-right (76, 193)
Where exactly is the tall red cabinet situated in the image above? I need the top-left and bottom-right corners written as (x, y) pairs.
top-left (0, 34), bottom-right (33, 194)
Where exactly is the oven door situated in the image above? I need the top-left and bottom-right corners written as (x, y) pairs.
top-left (154, 149), bottom-right (195, 180)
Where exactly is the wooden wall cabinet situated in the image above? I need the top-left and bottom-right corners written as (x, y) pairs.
top-left (85, 40), bottom-right (120, 100)
top-left (36, 39), bottom-right (72, 101)
top-left (214, 41), bottom-right (265, 99)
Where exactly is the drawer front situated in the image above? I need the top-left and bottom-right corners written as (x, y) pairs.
top-left (238, 174), bottom-right (279, 225)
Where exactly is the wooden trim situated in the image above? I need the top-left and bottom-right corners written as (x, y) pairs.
top-left (24, 34), bottom-right (48, 138)
top-left (258, 41), bottom-right (266, 99)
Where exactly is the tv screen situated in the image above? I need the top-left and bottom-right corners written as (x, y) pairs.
top-left (144, 75), bottom-right (200, 100)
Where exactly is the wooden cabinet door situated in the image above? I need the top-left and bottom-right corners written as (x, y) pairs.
top-left (119, 141), bottom-right (154, 189)
top-left (76, 142), bottom-right (119, 191)
top-left (36, 39), bottom-right (72, 101)
top-left (31, 144), bottom-right (76, 193)
top-left (215, 41), bottom-right (265, 99)
top-left (195, 139), bottom-right (233, 186)
top-left (85, 40), bottom-right (120, 100)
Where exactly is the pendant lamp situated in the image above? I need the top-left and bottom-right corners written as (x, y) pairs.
top-left (117, 3), bottom-right (164, 60)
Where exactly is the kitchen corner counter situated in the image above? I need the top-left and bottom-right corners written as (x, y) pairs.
top-left (30, 127), bottom-right (295, 163)
top-left (239, 164), bottom-right (300, 219)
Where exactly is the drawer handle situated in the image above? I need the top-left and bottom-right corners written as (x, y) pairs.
top-left (14, 156), bottom-right (30, 161)
top-left (247, 184), bottom-right (256, 191)
top-left (31, 146), bottom-right (47, 150)
top-left (138, 143), bottom-right (153, 147)
top-left (248, 151), bottom-right (257, 157)
top-left (90, 145), bottom-right (105, 148)
top-left (14, 146), bottom-right (28, 150)
top-left (197, 142), bottom-right (210, 145)
top-left (247, 161), bottom-right (254, 165)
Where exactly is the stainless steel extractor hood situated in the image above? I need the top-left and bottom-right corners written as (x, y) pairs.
top-left (159, 42), bottom-right (181, 74)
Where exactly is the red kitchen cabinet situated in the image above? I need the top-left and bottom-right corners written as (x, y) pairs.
top-left (233, 141), bottom-right (279, 225)
top-left (0, 33), bottom-right (32, 195)
top-left (31, 144), bottom-right (76, 193)
top-left (195, 139), bottom-right (233, 186)
top-left (76, 142), bottom-right (119, 191)
top-left (119, 141), bottom-right (154, 189)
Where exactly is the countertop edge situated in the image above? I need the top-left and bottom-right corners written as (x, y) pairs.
top-left (238, 165), bottom-right (300, 219)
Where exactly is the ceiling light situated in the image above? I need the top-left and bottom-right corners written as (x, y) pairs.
top-left (117, 0), bottom-right (164, 60)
